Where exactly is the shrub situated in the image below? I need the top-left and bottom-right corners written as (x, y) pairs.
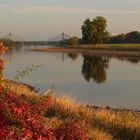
top-left (55, 122), bottom-right (87, 140)
top-left (69, 36), bottom-right (79, 47)
top-left (0, 89), bottom-right (56, 139)
top-left (0, 42), bottom-right (8, 82)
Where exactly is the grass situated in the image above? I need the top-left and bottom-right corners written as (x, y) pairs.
top-left (46, 96), bottom-right (140, 140)
top-left (1, 80), bottom-right (140, 140)
top-left (2, 79), bottom-right (38, 97)
top-left (80, 44), bottom-right (140, 50)
top-left (34, 44), bottom-right (140, 58)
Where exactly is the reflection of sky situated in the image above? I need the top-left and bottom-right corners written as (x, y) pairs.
top-left (108, 59), bottom-right (140, 81)
top-left (4, 48), bottom-right (140, 110)
top-left (0, 0), bottom-right (140, 40)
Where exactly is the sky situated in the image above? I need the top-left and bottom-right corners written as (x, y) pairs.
top-left (0, 0), bottom-right (140, 41)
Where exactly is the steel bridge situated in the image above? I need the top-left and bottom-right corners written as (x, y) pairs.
top-left (1, 32), bottom-right (71, 46)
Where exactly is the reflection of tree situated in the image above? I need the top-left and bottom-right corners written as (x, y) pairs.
top-left (82, 55), bottom-right (109, 84)
top-left (116, 57), bottom-right (140, 64)
top-left (126, 58), bottom-right (140, 64)
top-left (68, 53), bottom-right (78, 61)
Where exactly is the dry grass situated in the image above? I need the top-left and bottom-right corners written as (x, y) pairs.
top-left (81, 44), bottom-right (140, 50)
top-left (45, 95), bottom-right (140, 140)
top-left (2, 79), bottom-right (38, 97)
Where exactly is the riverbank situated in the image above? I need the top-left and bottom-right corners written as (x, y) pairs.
top-left (34, 45), bottom-right (140, 58)
top-left (1, 80), bottom-right (140, 139)
top-left (81, 44), bottom-right (140, 50)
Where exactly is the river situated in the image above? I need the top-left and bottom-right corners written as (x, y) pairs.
top-left (3, 45), bottom-right (140, 110)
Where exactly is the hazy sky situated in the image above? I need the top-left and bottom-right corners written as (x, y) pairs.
top-left (0, 0), bottom-right (140, 40)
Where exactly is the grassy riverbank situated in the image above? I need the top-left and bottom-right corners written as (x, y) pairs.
top-left (80, 44), bottom-right (140, 49)
top-left (1, 80), bottom-right (140, 140)
top-left (81, 44), bottom-right (140, 50)
top-left (34, 44), bottom-right (140, 58)
top-left (35, 43), bottom-right (140, 51)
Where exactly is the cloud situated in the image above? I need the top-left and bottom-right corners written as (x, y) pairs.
top-left (22, 6), bottom-right (140, 14)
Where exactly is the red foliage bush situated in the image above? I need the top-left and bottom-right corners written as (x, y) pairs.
top-left (0, 89), bottom-right (87, 140)
top-left (55, 122), bottom-right (87, 140)
top-left (0, 42), bottom-right (8, 81)
top-left (0, 89), bottom-right (56, 140)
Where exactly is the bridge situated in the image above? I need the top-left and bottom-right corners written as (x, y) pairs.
top-left (1, 32), bottom-right (72, 46)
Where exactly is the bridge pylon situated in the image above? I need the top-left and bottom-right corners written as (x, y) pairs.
top-left (48, 32), bottom-right (71, 43)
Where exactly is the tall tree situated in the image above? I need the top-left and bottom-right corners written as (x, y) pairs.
top-left (81, 18), bottom-right (92, 44)
top-left (81, 16), bottom-right (109, 45)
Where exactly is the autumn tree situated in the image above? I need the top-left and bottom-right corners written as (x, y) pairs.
top-left (81, 16), bottom-right (109, 45)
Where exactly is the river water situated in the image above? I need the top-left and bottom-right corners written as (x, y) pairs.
top-left (3, 45), bottom-right (140, 110)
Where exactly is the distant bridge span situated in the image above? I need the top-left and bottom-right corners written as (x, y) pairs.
top-left (15, 41), bottom-right (52, 46)
top-left (2, 32), bottom-right (72, 46)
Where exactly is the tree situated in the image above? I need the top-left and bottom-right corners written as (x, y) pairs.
top-left (69, 36), bottom-right (79, 47)
top-left (81, 18), bottom-right (92, 44)
top-left (108, 34), bottom-right (126, 44)
top-left (125, 31), bottom-right (140, 43)
top-left (81, 16), bottom-right (109, 45)
top-left (108, 31), bottom-right (140, 44)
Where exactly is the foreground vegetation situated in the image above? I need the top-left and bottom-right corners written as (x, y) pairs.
top-left (0, 80), bottom-right (140, 140)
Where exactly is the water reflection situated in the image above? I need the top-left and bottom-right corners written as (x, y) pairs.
top-left (5, 46), bottom-right (24, 62)
top-left (4, 45), bottom-right (140, 86)
top-left (82, 55), bottom-right (109, 83)
top-left (117, 57), bottom-right (140, 64)
top-left (68, 53), bottom-right (78, 61)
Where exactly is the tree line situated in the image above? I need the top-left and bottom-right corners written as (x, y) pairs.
top-left (81, 16), bottom-right (109, 45)
top-left (108, 31), bottom-right (140, 44)
top-left (81, 16), bottom-right (140, 44)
